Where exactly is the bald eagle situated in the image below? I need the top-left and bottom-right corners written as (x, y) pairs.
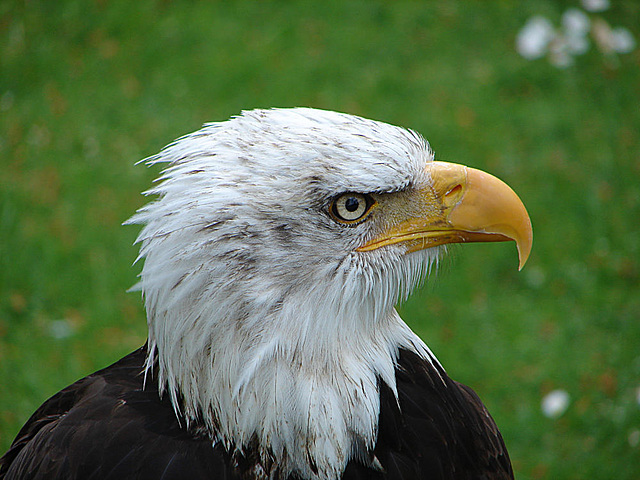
top-left (1, 108), bottom-right (532, 480)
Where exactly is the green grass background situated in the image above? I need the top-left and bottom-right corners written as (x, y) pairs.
top-left (1, 1), bottom-right (639, 478)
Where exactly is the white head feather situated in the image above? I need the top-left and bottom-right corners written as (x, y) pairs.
top-left (127, 108), bottom-right (443, 479)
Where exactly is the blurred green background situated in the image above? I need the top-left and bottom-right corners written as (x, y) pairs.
top-left (1, 1), bottom-right (639, 478)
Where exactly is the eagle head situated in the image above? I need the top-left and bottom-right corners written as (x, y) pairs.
top-left (126, 107), bottom-right (531, 479)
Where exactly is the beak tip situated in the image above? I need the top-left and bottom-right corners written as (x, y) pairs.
top-left (518, 258), bottom-right (527, 271)
top-left (516, 226), bottom-right (533, 271)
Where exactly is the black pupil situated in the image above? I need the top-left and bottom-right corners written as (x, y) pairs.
top-left (345, 197), bottom-right (360, 212)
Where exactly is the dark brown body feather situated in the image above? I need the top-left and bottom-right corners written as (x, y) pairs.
top-left (0, 347), bottom-right (512, 479)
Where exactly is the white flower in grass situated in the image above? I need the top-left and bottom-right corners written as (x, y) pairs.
top-left (611, 27), bottom-right (636, 53)
top-left (592, 18), bottom-right (636, 54)
top-left (49, 319), bottom-right (74, 339)
top-left (582, 0), bottom-right (610, 12)
top-left (517, 16), bottom-right (555, 59)
top-left (541, 389), bottom-right (571, 418)
top-left (563, 8), bottom-right (591, 37)
top-left (562, 8), bottom-right (591, 55)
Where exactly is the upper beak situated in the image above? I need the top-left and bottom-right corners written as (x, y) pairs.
top-left (356, 161), bottom-right (533, 270)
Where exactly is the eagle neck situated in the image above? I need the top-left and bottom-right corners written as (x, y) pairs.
top-left (148, 296), bottom-right (434, 480)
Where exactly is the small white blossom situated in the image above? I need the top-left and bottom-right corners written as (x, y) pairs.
top-left (541, 389), bottom-right (571, 418)
top-left (517, 16), bottom-right (555, 59)
top-left (49, 319), bottom-right (74, 339)
top-left (581, 0), bottom-right (610, 12)
top-left (611, 27), bottom-right (636, 53)
top-left (563, 8), bottom-right (591, 37)
top-left (562, 9), bottom-right (591, 55)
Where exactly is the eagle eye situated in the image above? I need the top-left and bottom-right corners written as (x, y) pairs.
top-left (330, 193), bottom-right (376, 224)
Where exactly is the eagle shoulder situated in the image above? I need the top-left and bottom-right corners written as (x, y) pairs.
top-left (0, 347), bottom-right (227, 480)
top-left (343, 348), bottom-right (514, 479)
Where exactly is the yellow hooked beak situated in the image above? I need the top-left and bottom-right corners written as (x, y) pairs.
top-left (356, 161), bottom-right (533, 270)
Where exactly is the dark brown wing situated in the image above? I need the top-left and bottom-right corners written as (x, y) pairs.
top-left (0, 347), bottom-right (233, 480)
top-left (343, 348), bottom-right (514, 480)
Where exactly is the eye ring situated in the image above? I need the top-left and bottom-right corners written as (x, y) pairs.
top-left (330, 193), bottom-right (376, 225)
